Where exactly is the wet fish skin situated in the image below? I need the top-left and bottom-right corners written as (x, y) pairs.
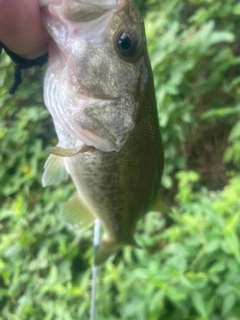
top-left (41, 0), bottom-right (145, 152)
top-left (41, 0), bottom-right (164, 265)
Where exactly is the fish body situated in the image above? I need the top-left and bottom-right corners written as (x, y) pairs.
top-left (40, 0), bottom-right (164, 265)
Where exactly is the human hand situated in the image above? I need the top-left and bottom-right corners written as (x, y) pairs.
top-left (0, 0), bottom-right (50, 59)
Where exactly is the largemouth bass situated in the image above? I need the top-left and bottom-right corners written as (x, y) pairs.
top-left (39, 0), bottom-right (164, 265)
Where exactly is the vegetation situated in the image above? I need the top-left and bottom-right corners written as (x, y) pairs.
top-left (0, 0), bottom-right (240, 319)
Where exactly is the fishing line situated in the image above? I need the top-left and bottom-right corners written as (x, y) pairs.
top-left (90, 219), bottom-right (101, 320)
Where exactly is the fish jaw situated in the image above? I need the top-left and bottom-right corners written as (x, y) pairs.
top-left (39, 0), bottom-right (125, 45)
top-left (64, 0), bottom-right (126, 22)
top-left (38, 0), bottom-right (125, 9)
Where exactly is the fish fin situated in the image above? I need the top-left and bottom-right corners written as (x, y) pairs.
top-left (62, 195), bottom-right (96, 230)
top-left (152, 197), bottom-right (171, 214)
top-left (94, 235), bottom-right (118, 266)
top-left (47, 145), bottom-right (90, 157)
top-left (42, 154), bottom-right (68, 187)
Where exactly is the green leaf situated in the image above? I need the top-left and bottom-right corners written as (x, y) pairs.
top-left (228, 121), bottom-right (240, 141)
top-left (166, 286), bottom-right (187, 303)
top-left (205, 239), bottom-right (220, 253)
top-left (222, 293), bottom-right (236, 316)
top-left (209, 260), bottom-right (225, 274)
top-left (223, 232), bottom-right (240, 263)
top-left (192, 292), bottom-right (207, 317)
top-left (233, 3), bottom-right (240, 15)
top-left (217, 282), bottom-right (233, 296)
top-left (187, 272), bottom-right (208, 290)
top-left (149, 290), bottom-right (165, 312)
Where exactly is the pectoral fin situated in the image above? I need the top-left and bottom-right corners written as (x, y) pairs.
top-left (47, 145), bottom-right (90, 157)
top-left (62, 195), bottom-right (96, 230)
top-left (42, 154), bottom-right (68, 187)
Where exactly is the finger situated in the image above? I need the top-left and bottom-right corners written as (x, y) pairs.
top-left (0, 0), bottom-right (50, 59)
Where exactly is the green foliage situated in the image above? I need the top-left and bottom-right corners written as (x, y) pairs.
top-left (93, 174), bottom-right (240, 320)
top-left (1, 165), bottom-right (240, 319)
top-left (1, 0), bottom-right (240, 319)
top-left (145, 0), bottom-right (240, 188)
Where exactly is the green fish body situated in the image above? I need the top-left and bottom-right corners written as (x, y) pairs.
top-left (40, 0), bottom-right (164, 265)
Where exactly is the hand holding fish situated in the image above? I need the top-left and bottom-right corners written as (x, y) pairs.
top-left (0, 0), bottom-right (49, 59)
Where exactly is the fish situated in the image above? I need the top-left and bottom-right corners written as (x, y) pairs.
top-left (39, 0), bottom-right (164, 265)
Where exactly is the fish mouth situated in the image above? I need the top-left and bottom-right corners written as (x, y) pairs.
top-left (64, 0), bottom-right (125, 22)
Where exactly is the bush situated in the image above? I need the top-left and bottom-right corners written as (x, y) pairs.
top-left (146, 0), bottom-right (240, 189)
top-left (0, 0), bottom-right (240, 319)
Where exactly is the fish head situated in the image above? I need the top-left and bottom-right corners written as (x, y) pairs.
top-left (42, 0), bottom-right (150, 152)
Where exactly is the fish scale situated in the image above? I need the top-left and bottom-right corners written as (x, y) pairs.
top-left (40, 0), bottom-right (164, 265)
top-left (64, 78), bottom-right (163, 249)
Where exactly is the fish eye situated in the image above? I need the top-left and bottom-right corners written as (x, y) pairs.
top-left (115, 29), bottom-right (142, 62)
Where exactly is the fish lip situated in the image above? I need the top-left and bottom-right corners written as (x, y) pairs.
top-left (72, 0), bottom-right (122, 8)
top-left (67, 0), bottom-right (125, 10)
top-left (62, 0), bottom-right (126, 23)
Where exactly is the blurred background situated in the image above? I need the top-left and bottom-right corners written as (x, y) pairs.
top-left (1, 0), bottom-right (240, 319)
